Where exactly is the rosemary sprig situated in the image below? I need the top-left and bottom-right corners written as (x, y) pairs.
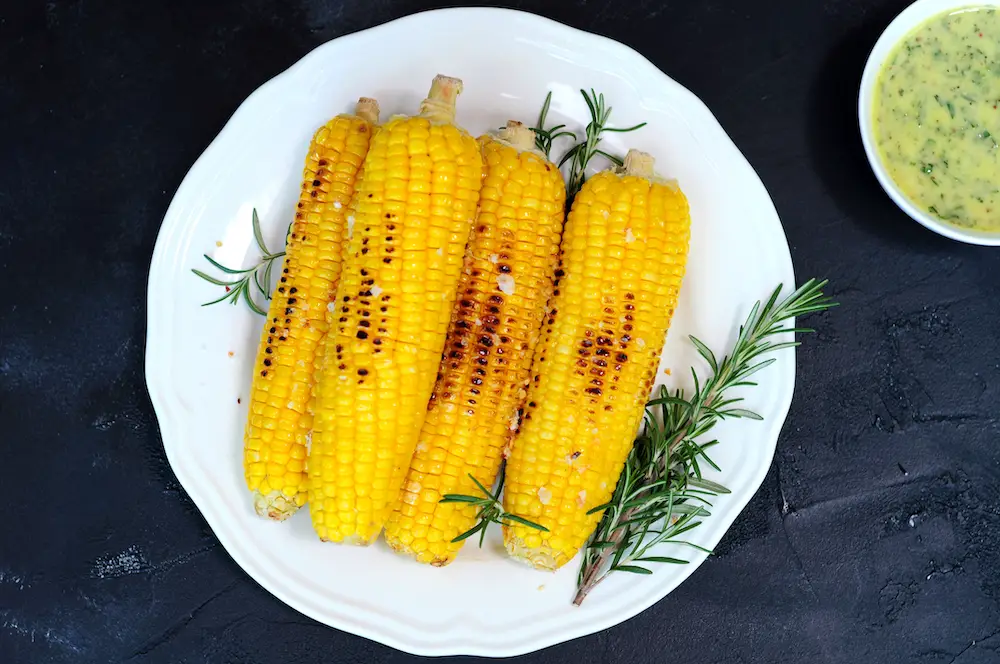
top-left (192, 208), bottom-right (286, 316)
top-left (439, 462), bottom-right (548, 547)
top-left (573, 279), bottom-right (836, 605)
top-left (560, 89), bottom-right (646, 201)
top-left (531, 91), bottom-right (577, 160)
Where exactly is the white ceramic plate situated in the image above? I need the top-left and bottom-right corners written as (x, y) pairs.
top-left (146, 8), bottom-right (794, 657)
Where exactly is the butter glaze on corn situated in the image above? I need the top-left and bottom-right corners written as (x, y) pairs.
top-left (244, 98), bottom-right (380, 521)
top-left (308, 76), bottom-right (484, 545)
top-left (384, 122), bottom-right (566, 565)
top-left (503, 150), bottom-right (691, 570)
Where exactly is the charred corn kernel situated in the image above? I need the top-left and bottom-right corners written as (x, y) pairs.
top-left (384, 122), bottom-right (566, 565)
top-left (244, 98), bottom-right (380, 521)
top-left (503, 150), bottom-right (691, 569)
top-left (309, 76), bottom-right (483, 544)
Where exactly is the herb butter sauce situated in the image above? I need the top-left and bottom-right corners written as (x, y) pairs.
top-left (874, 7), bottom-right (1000, 231)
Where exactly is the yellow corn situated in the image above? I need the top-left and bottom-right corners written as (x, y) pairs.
top-left (503, 150), bottom-right (691, 569)
top-left (243, 98), bottom-right (380, 520)
top-left (383, 122), bottom-right (566, 565)
top-left (309, 76), bottom-right (483, 544)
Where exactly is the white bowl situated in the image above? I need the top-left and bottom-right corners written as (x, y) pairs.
top-left (859, 0), bottom-right (1000, 246)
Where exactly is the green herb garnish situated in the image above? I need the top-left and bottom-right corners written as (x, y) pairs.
top-left (531, 91), bottom-right (577, 160)
top-left (192, 208), bottom-right (286, 315)
top-left (573, 279), bottom-right (836, 604)
top-left (559, 89), bottom-right (647, 201)
top-left (439, 463), bottom-right (548, 547)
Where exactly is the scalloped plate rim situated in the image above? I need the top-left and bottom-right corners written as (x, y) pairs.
top-left (145, 7), bottom-right (795, 657)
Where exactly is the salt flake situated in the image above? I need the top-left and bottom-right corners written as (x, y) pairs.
top-left (496, 274), bottom-right (515, 295)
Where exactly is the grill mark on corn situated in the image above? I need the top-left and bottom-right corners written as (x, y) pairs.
top-left (502, 164), bottom-right (691, 569)
top-left (384, 130), bottom-right (565, 563)
top-left (244, 108), bottom-right (376, 520)
top-left (309, 99), bottom-right (488, 544)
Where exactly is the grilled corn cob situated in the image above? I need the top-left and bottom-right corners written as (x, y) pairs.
top-left (503, 150), bottom-right (691, 569)
top-left (244, 98), bottom-right (380, 520)
top-left (308, 76), bottom-right (483, 544)
top-left (383, 122), bottom-right (566, 565)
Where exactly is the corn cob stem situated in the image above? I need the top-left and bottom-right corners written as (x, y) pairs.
top-left (418, 75), bottom-right (463, 124)
top-left (355, 97), bottom-right (380, 125)
top-left (497, 120), bottom-right (537, 152)
top-left (622, 149), bottom-right (654, 177)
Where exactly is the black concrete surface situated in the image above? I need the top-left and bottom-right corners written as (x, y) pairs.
top-left (2, 1), bottom-right (1000, 662)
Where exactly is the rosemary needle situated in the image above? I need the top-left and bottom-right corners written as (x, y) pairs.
top-left (562, 89), bottom-right (646, 202)
top-left (533, 88), bottom-right (646, 205)
top-left (192, 208), bottom-right (285, 316)
top-left (531, 91), bottom-right (578, 160)
top-left (439, 462), bottom-right (548, 547)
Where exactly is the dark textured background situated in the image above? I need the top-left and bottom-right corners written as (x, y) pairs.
top-left (3, 0), bottom-right (1000, 662)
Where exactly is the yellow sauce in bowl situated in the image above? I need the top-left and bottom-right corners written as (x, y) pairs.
top-left (874, 6), bottom-right (1000, 232)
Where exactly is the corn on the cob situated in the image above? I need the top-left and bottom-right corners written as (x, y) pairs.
top-left (502, 150), bottom-right (691, 569)
top-left (308, 76), bottom-right (483, 545)
top-left (243, 98), bottom-right (380, 520)
top-left (383, 122), bottom-right (566, 565)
